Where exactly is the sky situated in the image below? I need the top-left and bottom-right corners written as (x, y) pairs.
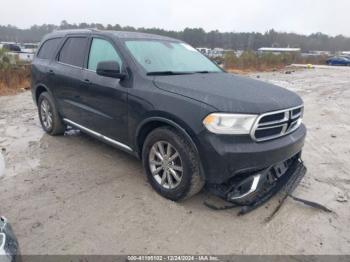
top-left (1, 0), bottom-right (349, 36)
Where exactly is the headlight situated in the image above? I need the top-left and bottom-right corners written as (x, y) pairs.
top-left (203, 113), bottom-right (258, 134)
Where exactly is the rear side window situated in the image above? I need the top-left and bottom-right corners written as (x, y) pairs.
top-left (58, 37), bottom-right (89, 67)
top-left (88, 38), bottom-right (122, 71)
top-left (37, 38), bottom-right (62, 59)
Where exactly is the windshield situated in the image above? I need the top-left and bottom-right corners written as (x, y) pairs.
top-left (124, 40), bottom-right (222, 74)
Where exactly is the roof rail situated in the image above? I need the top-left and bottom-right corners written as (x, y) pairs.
top-left (86, 28), bottom-right (101, 32)
top-left (51, 28), bottom-right (101, 33)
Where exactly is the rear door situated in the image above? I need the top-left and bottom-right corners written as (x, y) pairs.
top-left (81, 37), bottom-right (129, 145)
top-left (51, 36), bottom-right (90, 122)
top-left (32, 37), bottom-right (63, 100)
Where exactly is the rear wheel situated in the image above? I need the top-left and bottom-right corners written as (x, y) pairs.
top-left (142, 126), bottom-right (204, 201)
top-left (38, 92), bottom-right (65, 135)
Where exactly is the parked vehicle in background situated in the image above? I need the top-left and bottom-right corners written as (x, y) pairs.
top-left (2, 44), bottom-right (21, 52)
top-left (326, 56), bottom-right (350, 66)
top-left (0, 42), bottom-right (38, 63)
top-left (20, 43), bottom-right (39, 54)
top-left (31, 29), bottom-right (306, 208)
top-left (197, 47), bottom-right (211, 56)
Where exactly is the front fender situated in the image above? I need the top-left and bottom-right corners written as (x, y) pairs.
top-left (135, 115), bottom-right (206, 179)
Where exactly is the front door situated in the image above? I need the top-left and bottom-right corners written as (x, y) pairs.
top-left (81, 37), bottom-right (129, 145)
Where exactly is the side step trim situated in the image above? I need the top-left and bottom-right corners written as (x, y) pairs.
top-left (63, 118), bottom-right (133, 153)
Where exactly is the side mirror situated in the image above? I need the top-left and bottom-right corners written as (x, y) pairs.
top-left (96, 61), bottom-right (126, 79)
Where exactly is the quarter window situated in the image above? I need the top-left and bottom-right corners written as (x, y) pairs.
top-left (58, 37), bottom-right (89, 67)
top-left (37, 38), bottom-right (62, 60)
top-left (88, 38), bottom-right (122, 71)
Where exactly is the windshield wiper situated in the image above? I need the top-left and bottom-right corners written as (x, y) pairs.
top-left (147, 71), bottom-right (194, 76)
top-left (147, 70), bottom-right (220, 76)
top-left (194, 70), bottom-right (210, 74)
top-left (193, 71), bottom-right (221, 74)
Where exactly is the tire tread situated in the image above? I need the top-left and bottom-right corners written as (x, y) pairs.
top-left (142, 126), bottom-right (204, 201)
top-left (38, 92), bottom-right (65, 136)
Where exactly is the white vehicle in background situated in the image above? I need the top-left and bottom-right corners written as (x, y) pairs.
top-left (196, 47), bottom-right (236, 59)
top-left (16, 52), bottom-right (35, 63)
top-left (197, 47), bottom-right (211, 56)
top-left (19, 43), bottom-right (39, 62)
top-left (211, 47), bottom-right (225, 57)
top-left (0, 42), bottom-right (38, 63)
top-left (20, 43), bottom-right (39, 53)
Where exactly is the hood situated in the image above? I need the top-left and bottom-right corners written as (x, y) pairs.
top-left (153, 72), bottom-right (303, 113)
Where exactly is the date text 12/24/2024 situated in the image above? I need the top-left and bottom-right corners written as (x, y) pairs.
top-left (127, 255), bottom-right (219, 261)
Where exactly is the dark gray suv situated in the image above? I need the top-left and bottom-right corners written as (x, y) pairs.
top-left (31, 29), bottom-right (306, 207)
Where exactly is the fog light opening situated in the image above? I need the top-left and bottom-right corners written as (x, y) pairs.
top-left (228, 174), bottom-right (261, 201)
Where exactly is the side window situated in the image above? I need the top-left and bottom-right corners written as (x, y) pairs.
top-left (37, 38), bottom-right (62, 59)
top-left (58, 37), bottom-right (89, 67)
top-left (88, 38), bottom-right (122, 71)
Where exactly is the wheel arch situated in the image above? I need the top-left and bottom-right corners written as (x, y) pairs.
top-left (33, 84), bottom-right (52, 105)
top-left (135, 116), bottom-right (200, 159)
top-left (135, 116), bottom-right (206, 179)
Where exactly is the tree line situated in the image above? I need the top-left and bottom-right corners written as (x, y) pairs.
top-left (1, 20), bottom-right (350, 52)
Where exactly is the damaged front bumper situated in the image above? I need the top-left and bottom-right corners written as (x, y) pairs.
top-left (207, 152), bottom-right (306, 214)
top-left (0, 217), bottom-right (19, 262)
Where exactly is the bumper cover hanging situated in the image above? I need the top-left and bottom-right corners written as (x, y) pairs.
top-left (206, 154), bottom-right (307, 215)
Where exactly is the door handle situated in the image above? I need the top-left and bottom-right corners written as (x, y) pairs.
top-left (82, 78), bottom-right (91, 84)
top-left (48, 69), bottom-right (55, 75)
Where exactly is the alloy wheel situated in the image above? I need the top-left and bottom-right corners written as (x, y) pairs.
top-left (40, 99), bottom-right (53, 130)
top-left (149, 141), bottom-right (183, 189)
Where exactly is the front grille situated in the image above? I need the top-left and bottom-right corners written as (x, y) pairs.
top-left (259, 112), bottom-right (286, 124)
top-left (251, 105), bottom-right (303, 142)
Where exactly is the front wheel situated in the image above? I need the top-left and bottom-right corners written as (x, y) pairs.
top-left (38, 92), bottom-right (65, 135)
top-left (142, 127), bottom-right (204, 201)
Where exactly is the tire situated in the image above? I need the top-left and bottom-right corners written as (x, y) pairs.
top-left (142, 126), bottom-right (204, 201)
top-left (38, 92), bottom-right (65, 135)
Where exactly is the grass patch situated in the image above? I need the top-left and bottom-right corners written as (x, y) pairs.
top-left (221, 50), bottom-right (327, 72)
top-left (0, 48), bottom-right (31, 96)
top-left (0, 66), bottom-right (30, 96)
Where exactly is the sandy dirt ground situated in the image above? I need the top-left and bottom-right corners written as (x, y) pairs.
top-left (0, 67), bottom-right (349, 255)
